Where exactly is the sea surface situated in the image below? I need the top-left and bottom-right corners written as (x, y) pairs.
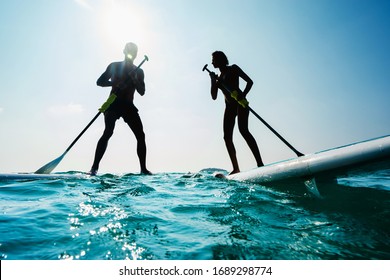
top-left (0, 166), bottom-right (389, 260)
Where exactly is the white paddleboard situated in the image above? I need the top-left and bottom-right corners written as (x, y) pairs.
top-left (224, 135), bottom-right (390, 185)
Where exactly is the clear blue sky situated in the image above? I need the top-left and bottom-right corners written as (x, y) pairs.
top-left (0, 0), bottom-right (389, 174)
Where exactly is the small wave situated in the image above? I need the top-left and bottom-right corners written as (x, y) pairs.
top-left (125, 186), bottom-right (156, 196)
top-left (197, 168), bottom-right (228, 175)
top-left (337, 169), bottom-right (390, 191)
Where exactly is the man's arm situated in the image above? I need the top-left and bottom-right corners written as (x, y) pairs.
top-left (96, 64), bottom-right (113, 87)
top-left (131, 69), bottom-right (145, 96)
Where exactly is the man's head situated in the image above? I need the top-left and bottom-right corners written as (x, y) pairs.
top-left (123, 42), bottom-right (138, 60)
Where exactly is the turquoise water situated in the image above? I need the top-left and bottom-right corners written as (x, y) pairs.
top-left (0, 167), bottom-right (389, 260)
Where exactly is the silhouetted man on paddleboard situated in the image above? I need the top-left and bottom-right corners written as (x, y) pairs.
top-left (209, 51), bottom-right (264, 175)
top-left (89, 42), bottom-right (151, 175)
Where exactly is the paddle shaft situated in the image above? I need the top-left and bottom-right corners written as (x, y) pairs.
top-left (65, 111), bottom-right (101, 154)
top-left (247, 107), bottom-right (304, 157)
top-left (202, 64), bottom-right (304, 157)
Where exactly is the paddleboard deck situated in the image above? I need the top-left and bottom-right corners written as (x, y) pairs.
top-left (0, 173), bottom-right (87, 181)
top-left (217, 135), bottom-right (390, 185)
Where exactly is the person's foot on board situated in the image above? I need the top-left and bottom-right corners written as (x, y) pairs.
top-left (229, 169), bottom-right (240, 175)
top-left (88, 168), bottom-right (98, 176)
top-left (141, 169), bottom-right (152, 175)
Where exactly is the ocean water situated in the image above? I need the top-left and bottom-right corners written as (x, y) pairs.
top-left (0, 167), bottom-right (389, 260)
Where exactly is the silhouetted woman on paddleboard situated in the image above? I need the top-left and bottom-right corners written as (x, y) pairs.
top-left (209, 51), bottom-right (264, 174)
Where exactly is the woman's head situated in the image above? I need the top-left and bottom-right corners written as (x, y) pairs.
top-left (212, 51), bottom-right (229, 68)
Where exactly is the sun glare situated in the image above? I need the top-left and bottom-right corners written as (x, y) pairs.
top-left (98, 0), bottom-right (152, 55)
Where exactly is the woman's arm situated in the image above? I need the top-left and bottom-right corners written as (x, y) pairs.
top-left (210, 72), bottom-right (219, 100)
top-left (235, 64), bottom-right (253, 96)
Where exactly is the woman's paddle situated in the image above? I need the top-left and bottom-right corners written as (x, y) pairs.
top-left (203, 64), bottom-right (304, 157)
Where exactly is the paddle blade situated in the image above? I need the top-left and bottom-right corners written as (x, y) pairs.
top-left (35, 152), bottom-right (66, 174)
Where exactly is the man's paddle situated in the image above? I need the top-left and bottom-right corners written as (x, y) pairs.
top-left (35, 55), bottom-right (149, 174)
top-left (202, 64), bottom-right (304, 157)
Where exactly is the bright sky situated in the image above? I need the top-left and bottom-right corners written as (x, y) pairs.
top-left (0, 0), bottom-right (389, 174)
